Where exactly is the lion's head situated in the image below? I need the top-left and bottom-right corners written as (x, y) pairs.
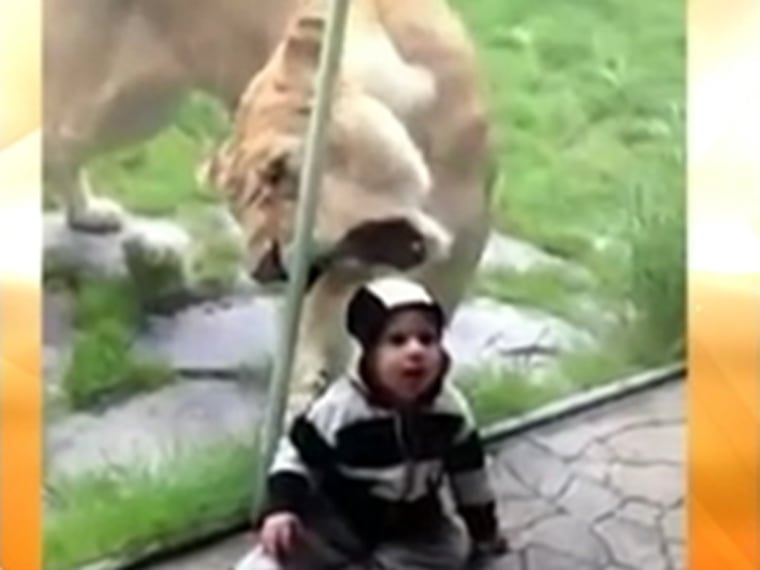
top-left (206, 8), bottom-right (452, 287)
top-left (207, 133), bottom-right (303, 282)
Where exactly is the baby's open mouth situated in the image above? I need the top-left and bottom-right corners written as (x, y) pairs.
top-left (402, 366), bottom-right (428, 381)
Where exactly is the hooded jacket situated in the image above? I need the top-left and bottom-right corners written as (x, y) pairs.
top-left (257, 372), bottom-right (499, 546)
top-left (256, 277), bottom-right (499, 546)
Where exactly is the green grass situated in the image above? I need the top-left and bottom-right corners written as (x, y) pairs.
top-left (71, 277), bottom-right (140, 331)
top-left (473, 265), bottom-right (603, 327)
top-left (458, 333), bottom-right (665, 429)
top-left (451, 0), bottom-right (683, 258)
top-left (54, 209), bottom-right (243, 409)
top-left (621, 179), bottom-right (686, 363)
top-left (44, 437), bottom-right (259, 570)
top-left (456, 0), bottom-right (685, 372)
top-left (87, 92), bottom-right (230, 218)
top-left (62, 278), bottom-right (175, 410)
top-left (460, 366), bottom-right (567, 427)
top-left (178, 206), bottom-right (245, 297)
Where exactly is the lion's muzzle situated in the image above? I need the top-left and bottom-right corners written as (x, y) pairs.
top-left (251, 242), bottom-right (288, 282)
top-left (250, 241), bottom-right (328, 292)
top-left (249, 218), bottom-right (432, 290)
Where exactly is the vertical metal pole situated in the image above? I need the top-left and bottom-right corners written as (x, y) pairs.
top-left (253, 0), bottom-right (352, 512)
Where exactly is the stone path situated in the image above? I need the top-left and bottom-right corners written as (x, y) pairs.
top-left (140, 377), bottom-right (684, 570)
top-left (43, 228), bottom-right (600, 478)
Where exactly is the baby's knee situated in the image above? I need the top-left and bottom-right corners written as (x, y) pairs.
top-left (233, 546), bottom-right (282, 570)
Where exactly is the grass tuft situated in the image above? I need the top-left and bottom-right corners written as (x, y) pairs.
top-left (87, 92), bottom-right (230, 218)
top-left (62, 278), bottom-right (175, 409)
top-left (458, 366), bottom-right (568, 427)
top-left (44, 437), bottom-right (259, 570)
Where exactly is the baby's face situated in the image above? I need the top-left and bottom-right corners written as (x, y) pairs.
top-left (371, 309), bottom-right (444, 404)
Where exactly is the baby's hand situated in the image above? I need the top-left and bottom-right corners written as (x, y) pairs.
top-left (470, 532), bottom-right (510, 559)
top-left (259, 511), bottom-right (304, 560)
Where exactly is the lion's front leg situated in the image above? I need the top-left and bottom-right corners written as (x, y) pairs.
top-left (52, 161), bottom-right (125, 234)
top-left (285, 274), bottom-right (356, 416)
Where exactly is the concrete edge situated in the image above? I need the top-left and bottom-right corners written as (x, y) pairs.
top-left (481, 360), bottom-right (685, 446)
top-left (74, 360), bottom-right (686, 570)
top-left (78, 518), bottom-right (250, 570)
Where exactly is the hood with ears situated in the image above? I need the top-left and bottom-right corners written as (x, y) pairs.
top-left (345, 275), bottom-right (451, 408)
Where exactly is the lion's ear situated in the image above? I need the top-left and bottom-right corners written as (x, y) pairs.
top-left (282, 10), bottom-right (327, 82)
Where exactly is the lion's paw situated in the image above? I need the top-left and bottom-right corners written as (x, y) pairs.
top-left (122, 220), bottom-right (194, 307)
top-left (123, 221), bottom-right (191, 266)
top-left (285, 391), bottom-right (313, 420)
top-left (285, 369), bottom-right (331, 413)
top-left (409, 210), bottom-right (453, 263)
top-left (67, 196), bottom-right (125, 234)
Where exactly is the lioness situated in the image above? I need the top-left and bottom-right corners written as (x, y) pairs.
top-left (207, 0), bottom-right (495, 409)
top-left (43, 0), bottom-right (300, 231)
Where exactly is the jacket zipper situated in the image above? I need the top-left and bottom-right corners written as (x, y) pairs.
top-left (394, 411), bottom-right (415, 501)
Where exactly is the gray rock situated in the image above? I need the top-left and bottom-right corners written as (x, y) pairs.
top-left (607, 463), bottom-right (683, 508)
top-left (617, 500), bottom-right (662, 527)
top-left (494, 439), bottom-right (571, 500)
top-left (532, 420), bottom-right (607, 460)
top-left (43, 288), bottom-right (74, 348)
top-left (41, 225), bottom-right (609, 494)
top-left (667, 541), bottom-right (685, 570)
top-left (570, 442), bottom-right (616, 483)
top-left (42, 289), bottom-right (74, 391)
top-left (571, 381), bottom-right (684, 441)
top-left (554, 476), bottom-right (619, 522)
top-left (44, 212), bottom-right (192, 279)
top-left (133, 296), bottom-right (281, 377)
top-left (478, 232), bottom-right (578, 275)
top-left (525, 516), bottom-right (609, 566)
top-left (46, 379), bottom-right (267, 477)
top-left (444, 297), bottom-right (595, 374)
top-left (606, 424), bottom-right (684, 465)
top-left (488, 458), bottom-right (538, 500)
top-left (661, 507), bottom-right (684, 543)
top-left (129, 294), bottom-right (594, 380)
top-left (476, 552), bottom-right (522, 570)
top-left (43, 346), bottom-right (69, 407)
top-left (594, 516), bottom-right (668, 570)
top-left (498, 496), bottom-right (558, 532)
top-left (44, 215), bottom-right (600, 381)
top-left (45, 213), bottom-right (130, 278)
top-left (523, 545), bottom-right (597, 570)
top-left (140, 534), bottom-right (251, 570)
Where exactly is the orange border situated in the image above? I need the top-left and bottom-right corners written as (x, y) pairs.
top-left (1, 0), bottom-right (42, 567)
top-left (689, 273), bottom-right (759, 569)
top-left (0, 282), bottom-right (42, 570)
top-left (688, 0), bottom-right (760, 568)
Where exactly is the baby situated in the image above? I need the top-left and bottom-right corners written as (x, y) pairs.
top-left (237, 276), bottom-right (508, 569)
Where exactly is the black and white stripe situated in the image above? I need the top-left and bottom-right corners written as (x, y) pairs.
top-left (258, 376), bottom-right (498, 543)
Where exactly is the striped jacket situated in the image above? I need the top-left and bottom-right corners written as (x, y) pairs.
top-left (257, 373), bottom-right (499, 545)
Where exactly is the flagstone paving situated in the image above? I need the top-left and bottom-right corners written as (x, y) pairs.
top-left (141, 377), bottom-right (685, 570)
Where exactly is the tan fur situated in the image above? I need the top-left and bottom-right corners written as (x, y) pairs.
top-left (208, 0), bottom-right (495, 410)
top-left (43, 0), bottom-right (300, 230)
